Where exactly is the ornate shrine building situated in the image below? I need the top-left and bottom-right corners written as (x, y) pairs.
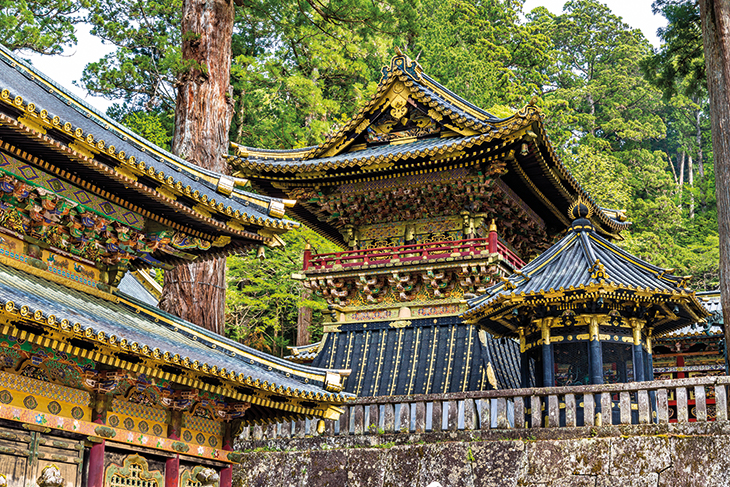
top-left (0, 45), bottom-right (350, 487)
top-left (463, 200), bottom-right (708, 396)
top-left (229, 54), bottom-right (630, 396)
top-left (652, 291), bottom-right (725, 421)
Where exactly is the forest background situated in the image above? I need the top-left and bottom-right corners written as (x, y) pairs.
top-left (6, 0), bottom-right (715, 357)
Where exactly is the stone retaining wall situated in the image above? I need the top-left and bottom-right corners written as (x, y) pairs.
top-left (233, 422), bottom-right (730, 486)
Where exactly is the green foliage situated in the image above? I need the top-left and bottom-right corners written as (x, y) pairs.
top-left (410, 0), bottom-right (549, 109)
top-left (561, 143), bottom-right (631, 211)
top-left (225, 225), bottom-right (339, 356)
top-left (0, 0), bottom-right (90, 55)
top-left (527, 0), bottom-right (717, 291)
top-left (77, 0), bottom-right (722, 352)
top-left (82, 0), bottom-right (182, 110)
top-left (643, 0), bottom-right (705, 100)
top-left (107, 105), bottom-right (173, 151)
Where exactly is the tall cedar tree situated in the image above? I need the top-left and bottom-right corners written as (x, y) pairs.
top-left (699, 0), bottom-right (730, 369)
top-left (158, 0), bottom-right (237, 333)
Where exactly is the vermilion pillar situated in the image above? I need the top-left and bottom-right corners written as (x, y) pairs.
top-left (303, 243), bottom-right (312, 270)
top-left (220, 422), bottom-right (234, 487)
top-left (165, 455), bottom-right (180, 487)
top-left (220, 443), bottom-right (233, 487)
top-left (488, 220), bottom-right (498, 253)
top-left (88, 440), bottom-right (105, 487)
top-left (88, 393), bottom-right (107, 487)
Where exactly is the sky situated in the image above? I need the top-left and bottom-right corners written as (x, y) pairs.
top-left (22, 0), bottom-right (667, 114)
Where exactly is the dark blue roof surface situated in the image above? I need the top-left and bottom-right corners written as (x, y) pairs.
top-left (463, 216), bottom-right (708, 336)
top-left (466, 226), bottom-right (687, 316)
top-left (310, 315), bottom-right (521, 395)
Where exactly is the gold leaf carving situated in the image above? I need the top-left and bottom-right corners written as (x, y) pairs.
top-left (389, 320), bottom-right (412, 329)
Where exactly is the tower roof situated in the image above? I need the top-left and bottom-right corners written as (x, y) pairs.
top-left (229, 53), bottom-right (630, 245)
top-left (462, 200), bottom-right (708, 337)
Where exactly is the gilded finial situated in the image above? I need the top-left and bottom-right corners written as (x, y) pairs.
top-left (489, 219), bottom-right (497, 233)
top-left (568, 196), bottom-right (592, 220)
top-left (395, 46), bottom-right (404, 56)
top-left (529, 96), bottom-right (539, 106)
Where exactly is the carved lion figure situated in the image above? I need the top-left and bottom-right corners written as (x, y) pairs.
top-left (196, 468), bottom-right (220, 486)
top-left (37, 464), bottom-right (64, 487)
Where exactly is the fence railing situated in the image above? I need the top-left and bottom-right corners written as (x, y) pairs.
top-left (240, 376), bottom-right (729, 441)
top-left (302, 237), bottom-right (525, 272)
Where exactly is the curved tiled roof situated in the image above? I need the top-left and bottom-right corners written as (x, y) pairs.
top-left (229, 54), bottom-right (630, 241)
top-left (0, 45), bottom-right (298, 245)
top-left (462, 212), bottom-right (708, 337)
top-left (0, 260), bottom-right (351, 422)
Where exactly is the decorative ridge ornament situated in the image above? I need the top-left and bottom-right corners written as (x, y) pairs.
top-left (589, 259), bottom-right (609, 281)
top-left (381, 51), bottom-right (423, 83)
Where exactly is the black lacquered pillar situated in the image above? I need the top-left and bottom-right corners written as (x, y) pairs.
top-left (589, 318), bottom-right (603, 385)
top-left (519, 327), bottom-right (531, 388)
top-left (645, 328), bottom-right (654, 381)
top-left (541, 318), bottom-right (554, 387)
top-left (632, 319), bottom-right (645, 381)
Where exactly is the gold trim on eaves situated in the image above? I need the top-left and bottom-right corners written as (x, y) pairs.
top-left (0, 76), bottom-right (291, 230)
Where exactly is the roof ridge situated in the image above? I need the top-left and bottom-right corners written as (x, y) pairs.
top-left (0, 45), bottom-right (292, 219)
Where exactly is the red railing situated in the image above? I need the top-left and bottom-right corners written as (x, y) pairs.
top-left (303, 237), bottom-right (525, 271)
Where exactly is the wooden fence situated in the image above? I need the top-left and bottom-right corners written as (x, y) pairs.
top-left (240, 376), bottom-right (729, 441)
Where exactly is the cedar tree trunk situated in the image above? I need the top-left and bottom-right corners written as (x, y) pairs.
top-left (699, 0), bottom-right (730, 372)
top-left (158, 0), bottom-right (235, 334)
top-left (297, 290), bottom-right (313, 346)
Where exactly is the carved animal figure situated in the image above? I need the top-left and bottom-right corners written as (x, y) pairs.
top-left (196, 468), bottom-right (220, 486)
top-left (36, 464), bottom-right (64, 487)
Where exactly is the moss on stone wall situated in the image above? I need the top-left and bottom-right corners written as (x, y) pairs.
top-left (233, 422), bottom-right (730, 486)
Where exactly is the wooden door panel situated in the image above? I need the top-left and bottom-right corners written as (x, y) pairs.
top-left (0, 453), bottom-right (29, 487)
top-left (31, 433), bottom-right (84, 487)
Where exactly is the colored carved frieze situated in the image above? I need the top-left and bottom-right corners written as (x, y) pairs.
top-left (0, 402), bottom-right (228, 462)
top-left (0, 371), bottom-right (91, 421)
top-left (0, 152), bottom-right (225, 283)
top-left (0, 150), bottom-right (145, 230)
top-left (293, 167), bottom-right (550, 258)
top-left (304, 235), bottom-right (515, 312)
top-left (0, 338), bottom-right (94, 388)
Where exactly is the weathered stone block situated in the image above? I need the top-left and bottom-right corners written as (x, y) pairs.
top-left (383, 444), bottom-right (423, 487)
top-left (659, 436), bottom-right (730, 487)
top-left (418, 443), bottom-right (474, 487)
top-left (518, 439), bottom-right (610, 484)
top-left (470, 441), bottom-right (525, 487)
top-left (609, 437), bottom-right (671, 477)
top-left (595, 474), bottom-right (658, 487)
top-left (234, 452), bottom-right (309, 487)
top-left (309, 450), bottom-right (348, 487)
top-left (344, 449), bottom-right (385, 487)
